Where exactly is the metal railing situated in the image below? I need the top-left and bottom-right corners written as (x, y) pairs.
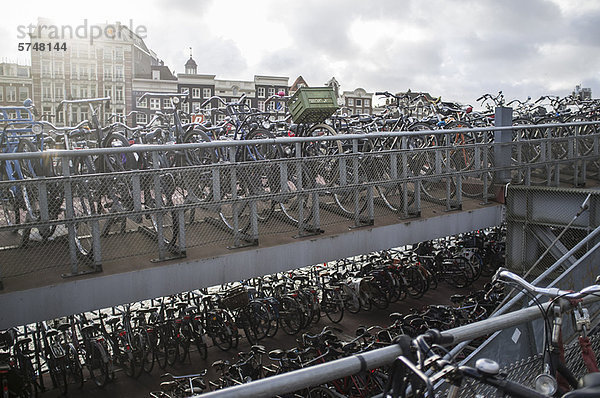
top-left (0, 120), bottom-right (598, 287)
top-left (200, 294), bottom-right (600, 397)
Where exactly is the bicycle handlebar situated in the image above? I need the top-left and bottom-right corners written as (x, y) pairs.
top-left (493, 268), bottom-right (600, 300)
top-left (38, 120), bottom-right (90, 131)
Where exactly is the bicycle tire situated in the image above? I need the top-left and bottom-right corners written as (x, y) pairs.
top-left (88, 342), bottom-right (109, 388)
top-left (323, 289), bottom-right (344, 324)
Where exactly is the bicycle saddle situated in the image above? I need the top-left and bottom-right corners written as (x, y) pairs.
top-left (268, 349), bottom-right (285, 360)
top-left (389, 313), bottom-right (403, 322)
top-left (44, 328), bottom-right (60, 339)
top-left (105, 317), bottom-right (121, 327)
top-left (251, 345), bottom-right (266, 354)
top-left (450, 294), bottom-right (466, 304)
top-left (56, 323), bottom-right (72, 333)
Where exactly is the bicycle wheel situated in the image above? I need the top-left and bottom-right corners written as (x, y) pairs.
top-left (101, 132), bottom-right (136, 172)
top-left (88, 342), bottom-right (109, 388)
top-left (66, 344), bottom-right (84, 390)
top-left (403, 266), bottom-right (428, 299)
top-left (247, 301), bottom-right (270, 342)
top-left (182, 128), bottom-right (216, 202)
top-left (176, 325), bottom-right (191, 364)
top-left (164, 324), bottom-right (179, 366)
top-left (139, 329), bottom-right (155, 374)
top-left (341, 285), bottom-right (361, 314)
top-left (278, 296), bottom-right (304, 335)
top-left (49, 358), bottom-right (68, 395)
top-left (208, 314), bottom-right (233, 352)
top-left (262, 299), bottom-right (279, 338)
top-left (131, 332), bottom-right (145, 378)
top-left (192, 323), bottom-right (208, 360)
top-left (242, 128), bottom-right (282, 223)
top-left (322, 289), bottom-right (344, 324)
top-left (141, 176), bottom-right (179, 249)
top-left (278, 162), bottom-right (316, 225)
top-left (155, 327), bottom-right (168, 370)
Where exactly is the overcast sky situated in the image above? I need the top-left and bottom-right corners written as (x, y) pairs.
top-left (2, 0), bottom-right (599, 105)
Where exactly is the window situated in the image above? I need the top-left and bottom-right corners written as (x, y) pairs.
top-left (191, 102), bottom-right (201, 113)
top-left (152, 70), bottom-right (160, 80)
top-left (138, 97), bottom-right (147, 108)
top-left (364, 108), bottom-right (370, 115)
top-left (258, 100), bottom-right (265, 112)
top-left (356, 99), bottom-right (362, 107)
top-left (232, 86), bottom-right (239, 96)
top-left (115, 86), bottom-right (123, 102)
top-left (18, 87), bottom-right (29, 102)
top-left (192, 88), bottom-right (201, 98)
top-left (114, 65), bottom-right (123, 80)
top-left (104, 86), bottom-right (112, 99)
top-left (163, 98), bottom-right (173, 109)
top-left (7, 87), bottom-right (17, 102)
top-left (79, 65), bottom-right (88, 79)
top-left (90, 85), bottom-right (97, 98)
top-left (257, 87), bottom-right (265, 98)
top-left (42, 106), bottom-right (51, 117)
top-left (348, 98), bottom-right (354, 106)
top-left (114, 47), bottom-right (123, 60)
top-left (104, 66), bottom-right (112, 80)
top-left (181, 102), bottom-right (189, 113)
top-left (150, 98), bottom-right (160, 110)
top-left (71, 63), bottom-right (78, 79)
top-left (180, 87), bottom-right (189, 95)
top-left (80, 86), bottom-right (88, 98)
top-left (203, 88), bottom-right (211, 98)
top-left (0, 87), bottom-right (3, 101)
top-left (278, 88), bottom-right (286, 95)
top-left (268, 88), bottom-right (275, 97)
top-left (41, 85), bottom-right (51, 101)
top-left (55, 84), bottom-right (64, 100)
top-left (364, 99), bottom-right (370, 107)
top-left (103, 48), bottom-right (112, 60)
top-left (136, 113), bottom-right (147, 125)
top-left (54, 62), bottom-right (64, 78)
top-left (42, 61), bottom-right (51, 78)
top-left (17, 66), bottom-right (29, 78)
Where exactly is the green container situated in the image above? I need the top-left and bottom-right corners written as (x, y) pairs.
top-left (289, 87), bottom-right (338, 124)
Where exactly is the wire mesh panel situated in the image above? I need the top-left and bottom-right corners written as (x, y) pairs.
top-left (438, 333), bottom-right (600, 397)
top-left (0, 123), bottom-right (598, 288)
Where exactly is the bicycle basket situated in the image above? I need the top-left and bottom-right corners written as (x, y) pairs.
top-left (220, 286), bottom-right (249, 310)
top-left (289, 87), bottom-right (338, 124)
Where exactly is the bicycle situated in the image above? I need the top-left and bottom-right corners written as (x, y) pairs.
top-left (494, 268), bottom-right (600, 396)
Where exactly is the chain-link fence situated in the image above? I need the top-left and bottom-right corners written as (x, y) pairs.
top-left (0, 121), bottom-right (598, 289)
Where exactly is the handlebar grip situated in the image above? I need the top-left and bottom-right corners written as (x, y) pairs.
top-left (375, 92), bottom-right (386, 96)
top-left (425, 329), bottom-right (454, 345)
top-left (476, 96), bottom-right (484, 102)
top-left (491, 377), bottom-right (548, 398)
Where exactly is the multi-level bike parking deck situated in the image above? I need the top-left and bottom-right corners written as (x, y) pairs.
top-left (0, 117), bottom-right (599, 329)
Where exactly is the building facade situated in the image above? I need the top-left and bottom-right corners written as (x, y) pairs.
top-left (177, 55), bottom-right (289, 123)
top-left (0, 63), bottom-right (33, 110)
top-left (29, 18), bottom-right (157, 125)
top-left (131, 63), bottom-right (178, 126)
top-left (340, 88), bottom-right (373, 115)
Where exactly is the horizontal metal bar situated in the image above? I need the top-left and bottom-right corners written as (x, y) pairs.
top-left (0, 121), bottom-right (597, 160)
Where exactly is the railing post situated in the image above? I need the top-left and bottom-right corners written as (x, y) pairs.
top-left (493, 106), bottom-right (513, 184)
top-left (62, 156), bottom-right (79, 276)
